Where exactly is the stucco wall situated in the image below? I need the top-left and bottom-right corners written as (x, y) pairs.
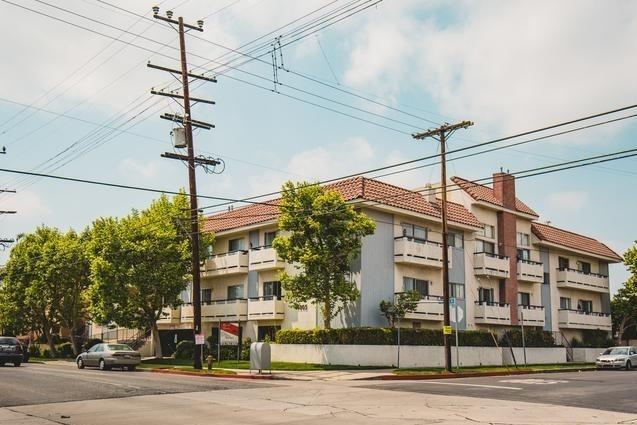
top-left (502, 347), bottom-right (566, 365)
top-left (572, 347), bottom-right (603, 363)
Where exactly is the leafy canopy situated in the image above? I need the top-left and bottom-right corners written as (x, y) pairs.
top-left (272, 181), bottom-right (376, 328)
top-left (379, 291), bottom-right (421, 328)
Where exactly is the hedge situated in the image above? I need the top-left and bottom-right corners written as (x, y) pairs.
top-left (275, 328), bottom-right (498, 346)
top-left (500, 329), bottom-right (555, 347)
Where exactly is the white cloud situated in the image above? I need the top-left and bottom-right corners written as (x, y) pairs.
top-left (0, 190), bottom-right (51, 219)
top-left (546, 190), bottom-right (589, 212)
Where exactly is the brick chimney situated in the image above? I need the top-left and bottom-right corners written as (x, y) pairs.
top-left (492, 172), bottom-right (516, 210)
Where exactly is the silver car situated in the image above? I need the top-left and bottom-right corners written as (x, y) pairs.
top-left (76, 343), bottom-right (141, 371)
top-left (595, 346), bottom-right (637, 370)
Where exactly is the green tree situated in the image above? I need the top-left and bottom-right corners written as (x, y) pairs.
top-left (0, 226), bottom-right (89, 356)
top-left (379, 291), bottom-right (420, 328)
top-left (612, 277), bottom-right (637, 344)
top-left (272, 181), bottom-right (376, 329)
top-left (87, 193), bottom-right (213, 357)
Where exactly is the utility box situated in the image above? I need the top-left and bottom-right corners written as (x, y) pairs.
top-left (171, 127), bottom-right (187, 148)
top-left (250, 342), bottom-right (271, 374)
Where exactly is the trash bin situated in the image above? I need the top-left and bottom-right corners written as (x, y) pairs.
top-left (250, 342), bottom-right (271, 374)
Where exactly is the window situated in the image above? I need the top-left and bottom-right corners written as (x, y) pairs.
top-left (578, 300), bottom-right (592, 313)
top-left (228, 238), bottom-right (244, 252)
top-left (558, 257), bottom-right (570, 270)
top-left (475, 239), bottom-right (495, 254)
top-left (560, 297), bottom-right (571, 310)
top-left (401, 223), bottom-right (428, 241)
top-left (481, 224), bottom-right (495, 239)
top-left (264, 231), bottom-right (278, 247)
top-left (403, 277), bottom-right (429, 298)
top-left (478, 287), bottom-right (494, 304)
top-left (449, 283), bottom-right (465, 299)
top-left (227, 285), bottom-right (244, 300)
top-left (517, 232), bottom-right (530, 247)
top-left (518, 292), bottom-right (530, 306)
top-left (517, 248), bottom-right (530, 260)
top-left (577, 261), bottom-right (591, 274)
top-left (447, 231), bottom-right (464, 248)
top-left (201, 289), bottom-right (212, 303)
top-left (263, 281), bottom-right (282, 300)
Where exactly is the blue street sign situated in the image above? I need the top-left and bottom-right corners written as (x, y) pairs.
top-left (449, 297), bottom-right (456, 305)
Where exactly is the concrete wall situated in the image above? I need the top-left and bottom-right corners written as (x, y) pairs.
top-left (572, 347), bottom-right (604, 363)
top-left (270, 344), bottom-right (566, 368)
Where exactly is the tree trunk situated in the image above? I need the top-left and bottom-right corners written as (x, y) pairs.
top-left (43, 326), bottom-right (57, 358)
top-left (68, 328), bottom-right (79, 356)
top-left (152, 323), bottom-right (162, 358)
top-left (323, 298), bottom-right (331, 329)
top-left (617, 317), bottom-right (627, 345)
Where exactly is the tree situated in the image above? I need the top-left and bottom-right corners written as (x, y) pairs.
top-left (0, 226), bottom-right (89, 356)
top-left (613, 244), bottom-right (637, 344)
top-left (379, 291), bottom-right (421, 328)
top-left (87, 193), bottom-right (213, 357)
top-left (272, 181), bottom-right (376, 329)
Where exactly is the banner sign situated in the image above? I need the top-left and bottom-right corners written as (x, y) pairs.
top-left (220, 322), bottom-right (240, 345)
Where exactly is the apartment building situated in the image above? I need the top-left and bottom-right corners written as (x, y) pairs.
top-left (156, 172), bottom-right (622, 346)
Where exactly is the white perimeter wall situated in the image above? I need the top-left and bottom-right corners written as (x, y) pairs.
top-left (572, 348), bottom-right (604, 363)
top-left (270, 344), bottom-right (568, 367)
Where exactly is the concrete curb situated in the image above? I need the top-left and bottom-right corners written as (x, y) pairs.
top-left (148, 368), bottom-right (274, 380)
top-left (373, 366), bottom-right (597, 381)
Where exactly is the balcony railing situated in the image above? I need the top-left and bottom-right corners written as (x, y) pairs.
top-left (474, 301), bottom-right (511, 325)
top-left (202, 251), bottom-right (249, 277)
top-left (473, 252), bottom-right (510, 278)
top-left (558, 309), bottom-right (611, 331)
top-left (518, 304), bottom-right (545, 326)
top-left (156, 306), bottom-right (181, 325)
top-left (394, 236), bottom-right (450, 269)
top-left (247, 296), bottom-right (285, 321)
top-left (556, 268), bottom-right (609, 293)
top-left (248, 246), bottom-right (285, 272)
top-left (180, 299), bottom-right (248, 322)
top-left (517, 259), bottom-right (544, 283)
top-left (403, 295), bottom-right (445, 321)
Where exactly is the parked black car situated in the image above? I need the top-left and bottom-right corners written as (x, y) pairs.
top-left (0, 336), bottom-right (23, 367)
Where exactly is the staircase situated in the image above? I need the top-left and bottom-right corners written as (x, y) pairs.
top-left (554, 331), bottom-right (574, 362)
top-left (123, 328), bottom-right (152, 351)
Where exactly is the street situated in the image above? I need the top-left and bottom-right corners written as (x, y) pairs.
top-left (2, 363), bottom-right (637, 424)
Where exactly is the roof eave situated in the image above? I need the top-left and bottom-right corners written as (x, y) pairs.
top-left (534, 240), bottom-right (623, 263)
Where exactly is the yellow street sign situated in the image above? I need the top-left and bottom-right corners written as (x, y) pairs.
top-left (443, 326), bottom-right (452, 335)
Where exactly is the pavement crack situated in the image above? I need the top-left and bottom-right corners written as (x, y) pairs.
top-left (6, 408), bottom-right (69, 425)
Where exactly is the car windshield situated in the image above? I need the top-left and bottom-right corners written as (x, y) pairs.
top-left (107, 344), bottom-right (133, 351)
top-left (0, 337), bottom-right (18, 345)
top-left (603, 347), bottom-right (628, 355)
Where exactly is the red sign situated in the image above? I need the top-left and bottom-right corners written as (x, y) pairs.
top-left (219, 322), bottom-right (240, 345)
top-left (220, 322), bottom-right (239, 336)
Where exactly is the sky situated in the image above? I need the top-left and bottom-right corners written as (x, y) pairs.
top-left (0, 0), bottom-right (636, 293)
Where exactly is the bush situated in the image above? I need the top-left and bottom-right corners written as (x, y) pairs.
top-left (29, 344), bottom-right (41, 357)
top-left (56, 342), bottom-right (75, 358)
top-left (500, 329), bottom-right (555, 347)
top-left (173, 340), bottom-right (194, 359)
top-left (572, 330), bottom-right (614, 348)
top-left (275, 328), bottom-right (497, 346)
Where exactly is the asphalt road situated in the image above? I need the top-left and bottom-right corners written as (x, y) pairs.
top-left (364, 370), bottom-right (637, 413)
top-left (0, 361), bottom-right (267, 407)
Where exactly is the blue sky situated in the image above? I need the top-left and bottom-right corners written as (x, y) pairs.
top-left (0, 0), bottom-right (635, 292)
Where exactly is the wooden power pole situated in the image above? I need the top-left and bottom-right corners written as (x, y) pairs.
top-left (151, 7), bottom-right (217, 370)
top-left (413, 121), bottom-right (473, 372)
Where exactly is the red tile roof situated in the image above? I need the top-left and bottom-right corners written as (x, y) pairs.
top-left (451, 176), bottom-right (538, 217)
top-left (203, 176), bottom-right (483, 233)
top-left (531, 222), bottom-right (622, 262)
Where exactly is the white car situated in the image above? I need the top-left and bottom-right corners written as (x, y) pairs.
top-left (595, 346), bottom-right (637, 370)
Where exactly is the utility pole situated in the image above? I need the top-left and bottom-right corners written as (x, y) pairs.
top-left (151, 6), bottom-right (217, 370)
top-left (0, 152), bottom-right (16, 248)
top-left (413, 121), bottom-right (473, 372)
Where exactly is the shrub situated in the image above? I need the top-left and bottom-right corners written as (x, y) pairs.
top-left (573, 329), bottom-right (614, 348)
top-left (29, 344), bottom-right (41, 357)
top-left (500, 329), bottom-right (555, 347)
top-left (173, 340), bottom-right (194, 359)
top-left (56, 342), bottom-right (75, 358)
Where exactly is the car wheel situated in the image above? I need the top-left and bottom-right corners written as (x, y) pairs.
top-left (77, 358), bottom-right (85, 369)
top-left (127, 365), bottom-right (136, 371)
top-left (98, 359), bottom-right (110, 371)
top-left (626, 360), bottom-right (632, 370)
top-left (0, 362), bottom-right (4, 367)
top-left (13, 361), bottom-right (21, 367)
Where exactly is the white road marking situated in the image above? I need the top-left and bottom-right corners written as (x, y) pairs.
top-left (499, 378), bottom-right (569, 385)
top-left (425, 381), bottom-right (523, 390)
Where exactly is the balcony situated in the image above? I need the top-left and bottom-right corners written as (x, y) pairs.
top-left (473, 252), bottom-right (510, 278)
top-left (180, 299), bottom-right (248, 322)
top-left (518, 305), bottom-right (545, 326)
top-left (202, 251), bottom-right (249, 277)
top-left (517, 260), bottom-right (544, 283)
top-left (474, 301), bottom-right (511, 325)
top-left (394, 237), bottom-right (450, 269)
top-left (403, 295), bottom-right (444, 321)
top-left (248, 246), bottom-right (285, 272)
top-left (558, 309), bottom-right (611, 331)
top-left (556, 268), bottom-right (609, 293)
top-left (247, 296), bottom-right (286, 320)
top-left (156, 306), bottom-right (181, 325)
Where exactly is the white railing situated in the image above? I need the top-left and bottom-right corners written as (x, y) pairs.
top-left (180, 299), bottom-right (248, 322)
top-left (518, 305), bottom-right (545, 326)
top-left (248, 246), bottom-right (285, 271)
top-left (394, 237), bottom-right (450, 269)
top-left (556, 268), bottom-right (609, 293)
top-left (202, 251), bottom-right (249, 277)
top-left (558, 309), bottom-right (611, 331)
top-left (247, 297), bottom-right (286, 320)
top-left (156, 306), bottom-right (181, 324)
top-left (474, 301), bottom-right (511, 325)
top-left (517, 260), bottom-right (544, 283)
top-left (473, 252), bottom-right (510, 278)
top-left (403, 295), bottom-right (444, 321)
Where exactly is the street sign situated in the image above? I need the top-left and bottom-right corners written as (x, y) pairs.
top-left (220, 322), bottom-right (240, 345)
top-left (449, 297), bottom-right (456, 305)
top-left (194, 333), bottom-right (205, 345)
top-left (443, 325), bottom-right (452, 335)
top-left (450, 306), bottom-right (464, 323)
